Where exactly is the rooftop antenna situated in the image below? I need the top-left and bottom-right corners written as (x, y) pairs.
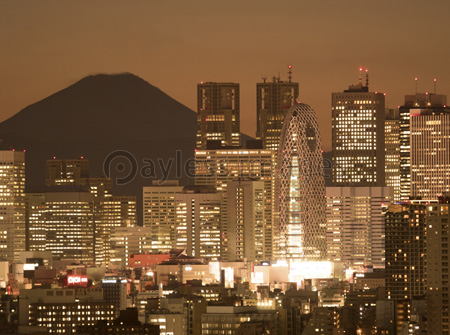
top-left (415, 77), bottom-right (418, 95)
top-left (262, 76), bottom-right (267, 83)
top-left (434, 78), bottom-right (437, 94)
top-left (359, 66), bottom-right (363, 86)
top-left (365, 68), bottom-right (369, 88)
top-left (288, 65), bottom-right (293, 83)
top-left (278, 71), bottom-right (281, 82)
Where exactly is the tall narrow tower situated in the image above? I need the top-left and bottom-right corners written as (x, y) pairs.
top-left (0, 150), bottom-right (26, 262)
top-left (275, 103), bottom-right (327, 260)
top-left (257, 68), bottom-right (299, 153)
top-left (196, 82), bottom-right (241, 149)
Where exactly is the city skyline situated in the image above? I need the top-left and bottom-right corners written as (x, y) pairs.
top-left (2, 2), bottom-right (450, 333)
top-left (2, 1), bottom-right (450, 151)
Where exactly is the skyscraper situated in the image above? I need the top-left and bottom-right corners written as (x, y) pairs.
top-left (384, 109), bottom-right (401, 202)
top-left (142, 181), bottom-right (184, 253)
top-left (256, 70), bottom-right (299, 152)
top-left (175, 186), bottom-right (222, 261)
top-left (46, 158), bottom-right (89, 186)
top-left (45, 192), bottom-right (96, 264)
top-left (385, 201), bottom-right (428, 300)
top-left (326, 186), bottom-right (392, 268)
top-left (410, 104), bottom-right (450, 199)
top-left (0, 150), bottom-right (26, 262)
top-left (25, 193), bottom-right (46, 252)
top-left (194, 148), bottom-right (275, 260)
top-left (399, 92), bottom-right (449, 200)
top-left (332, 78), bottom-right (386, 186)
top-left (196, 82), bottom-right (241, 149)
top-left (109, 226), bottom-right (153, 268)
top-left (426, 195), bottom-right (450, 334)
top-left (226, 178), bottom-right (265, 262)
top-left (275, 103), bottom-right (327, 260)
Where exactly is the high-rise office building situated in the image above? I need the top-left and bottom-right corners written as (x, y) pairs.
top-left (45, 192), bottom-right (96, 264)
top-left (326, 186), bottom-right (392, 268)
top-left (385, 201), bottom-right (428, 300)
top-left (196, 82), bottom-right (241, 149)
top-left (256, 71), bottom-right (299, 152)
top-left (143, 181), bottom-right (184, 253)
top-left (25, 193), bottom-right (46, 252)
top-left (99, 196), bottom-right (137, 228)
top-left (426, 195), bottom-right (450, 335)
top-left (109, 226), bottom-right (153, 268)
top-left (399, 92), bottom-right (449, 200)
top-left (275, 103), bottom-right (327, 260)
top-left (226, 178), bottom-right (265, 262)
top-left (98, 195), bottom-right (137, 265)
top-left (46, 158), bottom-right (89, 186)
top-left (385, 109), bottom-right (401, 202)
top-left (174, 186), bottom-right (222, 261)
top-left (0, 150), bottom-right (26, 262)
top-left (332, 80), bottom-right (386, 186)
top-left (410, 104), bottom-right (450, 199)
top-left (195, 148), bottom-right (275, 260)
top-left (87, 177), bottom-right (113, 198)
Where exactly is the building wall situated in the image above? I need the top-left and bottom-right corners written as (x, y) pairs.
top-left (45, 192), bottom-right (96, 264)
top-left (426, 199), bottom-right (450, 335)
top-left (411, 112), bottom-right (450, 199)
top-left (175, 190), bottom-right (222, 260)
top-left (326, 186), bottom-right (393, 268)
top-left (332, 88), bottom-right (385, 187)
top-left (385, 203), bottom-right (427, 300)
top-left (385, 110), bottom-right (401, 202)
top-left (0, 151), bottom-right (26, 262)
top-left (143, 182), bottom-right (184, 253)
top-left (196, 82), bottom-right (241, 149)
top-left (195, 149), bottom-right (275, 260)
top-left (256, 79), bottom-right (299, 153)
top-left (226, 179), bottom-right (265, 262)
top-left (399, 93), bottom-right (448, 200)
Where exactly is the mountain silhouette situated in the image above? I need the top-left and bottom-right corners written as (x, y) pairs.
top-left (0, 73), bottom-right (252, 224)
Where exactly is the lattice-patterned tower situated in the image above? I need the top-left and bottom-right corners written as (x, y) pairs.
top-left (275, 103), bottom-right (327, 260)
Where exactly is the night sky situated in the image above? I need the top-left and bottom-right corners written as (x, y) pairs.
top-left (1, 0), bottom-right (450, 151)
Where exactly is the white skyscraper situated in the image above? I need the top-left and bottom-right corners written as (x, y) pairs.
top-left (275, 103), bottom-right (327, 260)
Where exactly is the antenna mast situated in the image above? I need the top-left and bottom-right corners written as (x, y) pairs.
top-left (434, 78), bottom-right (437, 94)
top-left (288, 65), bottom-right (293, 83)
top-left (365, 68), bottom-right (369, 88)
top-left (359, 67), bottom-right (363, 86)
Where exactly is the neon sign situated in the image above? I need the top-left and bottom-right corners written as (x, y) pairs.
top-left (67, 275), bottom-right (88, 286)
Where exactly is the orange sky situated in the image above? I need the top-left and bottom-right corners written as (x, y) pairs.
top-left (1, 0), bottom-right (450, 151)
